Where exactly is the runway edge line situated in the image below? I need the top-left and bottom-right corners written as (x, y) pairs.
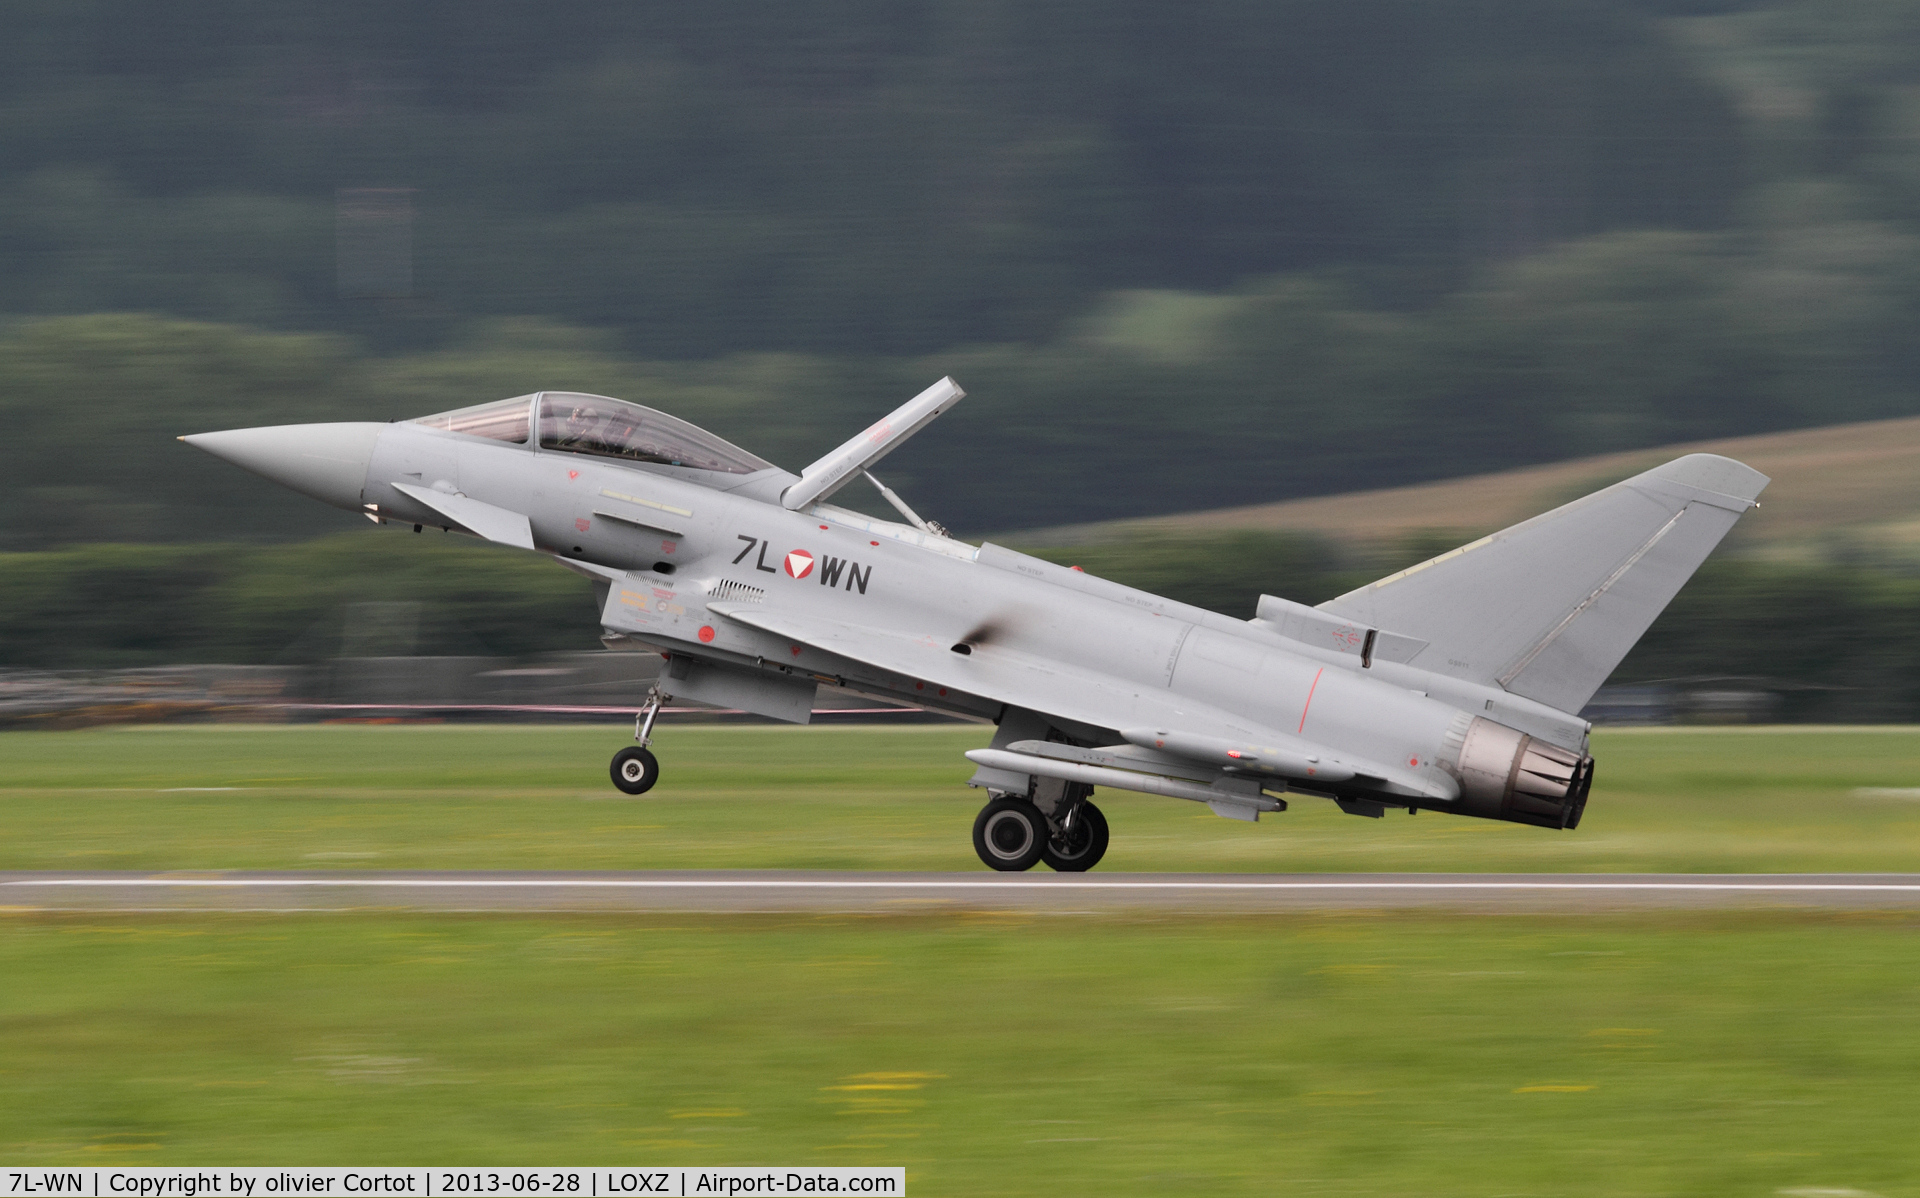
top-left (6, 871), bottom-right (1920, 912)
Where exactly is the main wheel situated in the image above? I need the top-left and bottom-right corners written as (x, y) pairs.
top-left (1042, 800), bottom-right (1109, 872)
top-left (972, 796), bottom-right (1047, 871)
top-left (610, 746), bottom-right (660, 795)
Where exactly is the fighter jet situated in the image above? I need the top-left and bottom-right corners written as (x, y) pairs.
top-left (183, 381), bottom-right (1767, 871)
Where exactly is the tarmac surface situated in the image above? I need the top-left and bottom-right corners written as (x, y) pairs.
top-left (6, 871), bottom-right (1920, 912)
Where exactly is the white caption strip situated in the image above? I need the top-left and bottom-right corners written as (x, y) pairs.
top-left (1, 1168), bottom-right (903, 1198)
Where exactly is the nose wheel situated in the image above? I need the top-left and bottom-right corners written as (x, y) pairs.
top-left (611, 746), bottom-right (660, 794)
top-left (611, 686), bottom-right (667, 795)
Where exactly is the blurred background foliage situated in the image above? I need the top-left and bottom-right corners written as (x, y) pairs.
top-left (7, 0), bottom-right (1920, 540)
top-left (8, 529), bottom-right (1920, 721)
top-left (9, 0), bottom-right (1920, 709)
top-left (0, 535), bottom-right (596, 668)
top-left (0, 0), bottom-right (1745, 354)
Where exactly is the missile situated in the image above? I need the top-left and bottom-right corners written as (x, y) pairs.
top-left (1119, 727), bottom-right (1359, 784)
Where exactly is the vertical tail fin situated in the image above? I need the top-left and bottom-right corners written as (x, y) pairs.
top-left (1317, 454), bottom-right (1768, 713)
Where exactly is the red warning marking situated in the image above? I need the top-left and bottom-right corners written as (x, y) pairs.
top-left (790, 645), bottom-right (803, 657)
top-left (567, 470), bottom-right (579, 481)
top-left (574, 517), bottom-right (591, 532)
top-left (1409, 757), bottom-right (1419, 767)
top-left (819, 524), bottom-right (828, 530)
top-left (1298, 667), bottom-right (1325, 734)
top-left (914, 682), bottom-right (925, 691)
top-left (870, 540), bottom-right (879, 546)
top-left (661, 540), bottom-right (677, 553)
top-left (697, 625), bottom-right (716, 644)
top-left (937, 687), bottom-right (947, 696)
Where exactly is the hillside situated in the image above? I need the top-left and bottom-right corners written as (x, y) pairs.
top-left (1020, 415), bottom-right (1920, 558)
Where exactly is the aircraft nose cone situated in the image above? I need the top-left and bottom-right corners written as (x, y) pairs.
top-left (180, 422), bottom-right (385, 511)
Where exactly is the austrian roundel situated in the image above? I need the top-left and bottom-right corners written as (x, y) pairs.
top-left (783, 549), bottom-right (815, 579)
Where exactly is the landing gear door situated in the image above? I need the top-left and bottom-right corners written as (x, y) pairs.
top-left (664, 655), bottom-right (818, 725)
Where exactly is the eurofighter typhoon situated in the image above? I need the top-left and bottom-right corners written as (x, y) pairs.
top-left (184, 381), bottom-right (1766, 871)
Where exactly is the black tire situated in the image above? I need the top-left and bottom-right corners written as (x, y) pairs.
top-left (1042, 800), bottom-right (1109, 872)
top-left (610, 746), bottom-right (660, 795)
top-left (972, 796), bottom-right (1046, 871)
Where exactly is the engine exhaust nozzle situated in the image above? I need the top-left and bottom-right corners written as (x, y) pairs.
top-left (1450, 716), bottom-right (1594, 829)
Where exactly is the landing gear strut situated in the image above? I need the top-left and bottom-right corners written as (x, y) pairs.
top-left (610, 686), bottom-right (666, 795)
top-left (1041, 798), bottom-right (1109, 872)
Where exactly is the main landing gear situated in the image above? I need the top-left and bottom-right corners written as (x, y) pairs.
top-left (972, 790), bottom-right (1109, 872)
top-left (610, 687), bottom-right (665, 795)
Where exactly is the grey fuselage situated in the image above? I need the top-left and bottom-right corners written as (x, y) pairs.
top-left (353, 419), bottom-right (1587, 809)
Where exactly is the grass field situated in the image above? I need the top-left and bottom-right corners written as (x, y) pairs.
top-left (4, 723), bottom-right (1920, 873)
top-left (2, 910), bottom-right (1917, 1195)
top-left (6, 723), bottom-right (1920, 1190)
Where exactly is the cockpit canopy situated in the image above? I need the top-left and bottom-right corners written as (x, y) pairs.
top-left (409, 392), bottom-right (773, 475)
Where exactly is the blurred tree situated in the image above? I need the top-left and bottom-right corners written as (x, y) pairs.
top-left (9, 0), bottom-right (1920, 539)
top-left (0, 0), bottom-right (1746, 354)
top-left (0, 314), bottom-right (362, 548)
top-left (12, 529), bottom-right (1920, 725)
top-left (0, 534), bottom-right (597, 668)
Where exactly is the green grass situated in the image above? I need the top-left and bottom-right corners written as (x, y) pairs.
top-left (5, 724), bottom-right (1920, 872)
top-left (1, 910), bottom-right (1916, 1195)
top-left (6, 725), bottom-right (1920, 1188)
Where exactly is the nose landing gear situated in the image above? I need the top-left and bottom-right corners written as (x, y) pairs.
top-left (610, 687), bottom-right (666, 795)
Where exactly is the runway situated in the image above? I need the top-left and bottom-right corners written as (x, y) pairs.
top-left (6, 871), bottom-right (1920, 912)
